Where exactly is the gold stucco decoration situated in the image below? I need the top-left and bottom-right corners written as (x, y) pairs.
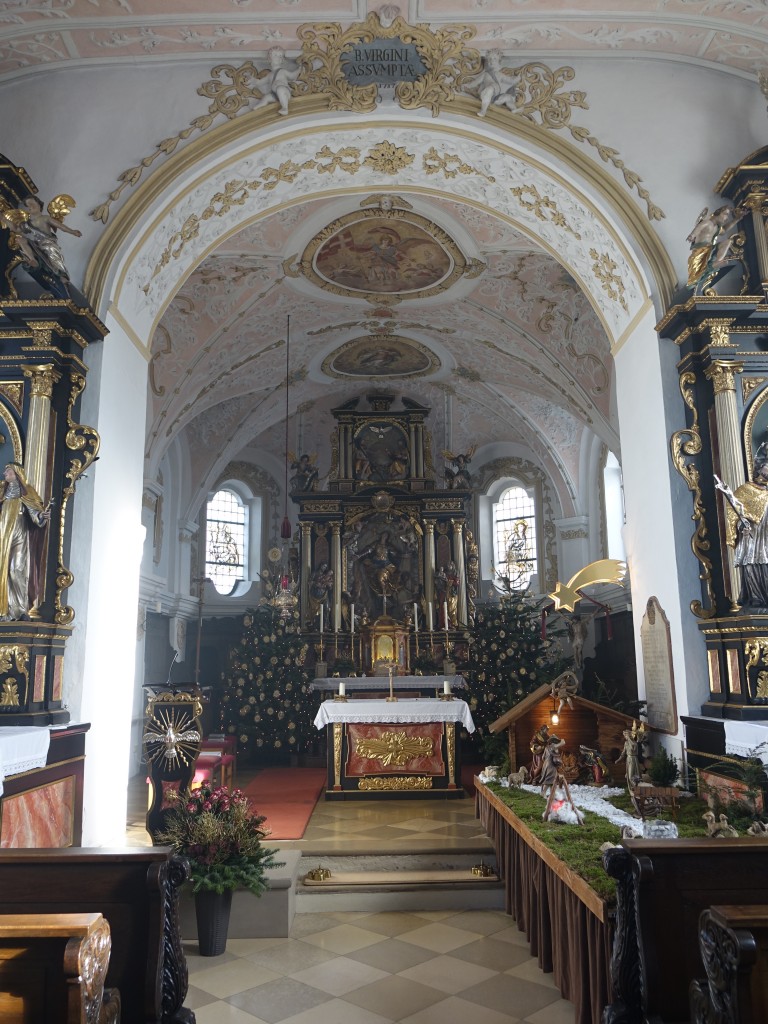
top-left (669, 370), bottom-right (716, 619)
top-left (355, 731), bottom-right (434, 767)
top-left (298, 12), bottom-right (481, 116)
top-left (510, 184), bottom-right (581, 239)
top-left (358, 775), bottom-right (433, 791)
top-left (589, 248), bottom-right (628, 313)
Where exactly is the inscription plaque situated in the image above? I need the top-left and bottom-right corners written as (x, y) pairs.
top-left (640, 596), bottom-right (678, 734)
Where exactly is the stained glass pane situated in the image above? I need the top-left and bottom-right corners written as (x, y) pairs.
top-left (206, 489), bottom-right (246, 595)
top-left (493, 485), bottom-right (537, 590)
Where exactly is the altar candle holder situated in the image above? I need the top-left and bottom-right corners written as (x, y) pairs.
top-left (334, 680), bottom-right (348, 703)
top-left (440, 679), bottom-right (454, 701)
top-left (386, 664), bottom-right (397, 702)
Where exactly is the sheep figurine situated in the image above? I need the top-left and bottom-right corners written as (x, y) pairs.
top-left (507, 765), bottom-right (529, 789)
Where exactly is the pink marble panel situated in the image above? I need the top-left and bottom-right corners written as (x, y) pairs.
top-left (0, 776), bottom-right (75, 848)
top-left (33, 655), bottom-right (46, 703)
top-left (53, 655), bottom-right (64, 702)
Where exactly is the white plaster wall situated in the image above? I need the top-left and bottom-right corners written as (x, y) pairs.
top-left (67, 314), bottom-right (149, 845)
top-left (614, 306), bottom-right (709, 733)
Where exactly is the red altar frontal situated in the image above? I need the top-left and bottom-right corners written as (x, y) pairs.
top-left (313, 697), bottom-right (475, 799)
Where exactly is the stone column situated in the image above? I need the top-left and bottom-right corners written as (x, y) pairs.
top-left (704, 360), bottom-right (745, 609)
top-left (331, 521), bottom-right (342, 632)
top-left (20, 362), bottom-right (60, 496)
top-left (424, 519), bottom-right (436, 629)
top-left (301, 523), bottom-right (312, 625)
top-left (451, 519), bottom-right (467, 626)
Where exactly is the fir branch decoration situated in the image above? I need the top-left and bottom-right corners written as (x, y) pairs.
top-left (157, 785), bottom-right (281, 895)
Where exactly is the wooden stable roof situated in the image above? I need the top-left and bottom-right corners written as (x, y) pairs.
top-left (489, 682), bottom-right (645, 734)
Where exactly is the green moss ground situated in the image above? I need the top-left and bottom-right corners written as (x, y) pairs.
top-left (484, 784), bottom-right (711, 903)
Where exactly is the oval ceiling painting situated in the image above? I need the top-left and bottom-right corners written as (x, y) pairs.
top-left (301, 205), bottom-right (467, 302)
top-left (323, 335), bottom-right (439, 380)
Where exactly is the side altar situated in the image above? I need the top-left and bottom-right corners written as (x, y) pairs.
top-left (313, 697), bottom-right (475, 799)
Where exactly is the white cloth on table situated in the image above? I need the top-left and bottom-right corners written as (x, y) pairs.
top-left (313, 697), bottom-right (475, 733)
top-left (0, 725), bottom-right (51, 796)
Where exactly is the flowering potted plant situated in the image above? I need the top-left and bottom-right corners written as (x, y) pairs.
top-left (158, 785), bottom-right (280, 955)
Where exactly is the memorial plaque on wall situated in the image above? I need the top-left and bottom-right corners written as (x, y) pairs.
top-left (640, 596), bottom-right (678, 733)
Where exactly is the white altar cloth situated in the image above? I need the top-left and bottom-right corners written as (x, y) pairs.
top-left (0, 726), bottom-right (51, 796)
top-left (313, 697), bottom-right (475, 733)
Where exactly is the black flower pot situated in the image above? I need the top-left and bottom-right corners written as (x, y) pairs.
top-left (195, 889), bottom-right (233, 956)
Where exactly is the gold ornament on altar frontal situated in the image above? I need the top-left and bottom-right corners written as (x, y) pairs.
top-left (143, 704), bottom-right (201, 768)
top-left (355, 731), bottom-right (434, 767)
top-left (358, 776), bottom-right (432, 792)
top-left (548, 559), bottom-right (627, 612)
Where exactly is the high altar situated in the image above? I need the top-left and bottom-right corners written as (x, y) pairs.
top-left (291, 392), bottom-right (478, 795)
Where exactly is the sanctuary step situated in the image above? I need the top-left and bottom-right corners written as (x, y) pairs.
top-left (295, 853), bottom-right (504, 913)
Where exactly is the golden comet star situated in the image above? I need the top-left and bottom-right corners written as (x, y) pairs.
top-left (548, 558), bottom-right (627, 612)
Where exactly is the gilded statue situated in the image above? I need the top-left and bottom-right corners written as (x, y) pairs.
top-left (288, 452), bottom-right (319, 493)
top-left (686, 204), bottom-right (747, 296)
top-left (0, 193), bottom-right (81, 299)
top-left (720, 455), bottom-right (768, 607)
top-left (442, 445), bottom-right (476, 490)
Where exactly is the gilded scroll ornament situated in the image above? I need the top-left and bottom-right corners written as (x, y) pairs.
top-left (742, 377), bottom-right (765, 403)
top-left (355, 730), bottom-right (434, 766)
top-left (669, 371), bottom-right (716, 618)
top-left (589, 249), bottom-right (628, 312)
top-left (708, 321), bottom-right (732, 347)
top-left (0, 679), bottom-right (19, 706)
top-left (358, 775), bottom-right (433, 791)
top-left (0, 644), bottom-right (29, 706)
top-left (744, 637), bottom-right (768, 670)
top-left (510, 184), bottom-right (582, 239)
top-left (55, 373), bottom-right (101, 626)
top-left (0, 382), bottom-right (23, 416)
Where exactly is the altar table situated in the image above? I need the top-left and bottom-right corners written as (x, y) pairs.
top-left (314, 697), bottom-right (475, 799)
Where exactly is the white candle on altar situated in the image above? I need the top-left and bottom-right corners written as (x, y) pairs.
top-left (319, 605), bottom-right (323, 633)
top-left (339, 681), bottom-right (346, 696)
top-left (350, 603), bottom-right (355, 635)
top-left (413, 602), bottom-right (419, 632)
top-left (443, 601), bottom-right (449, 629)
top-left (443, 680), bottom-right (451, 695)
top-left (427, 602), bottom-right (433, 631)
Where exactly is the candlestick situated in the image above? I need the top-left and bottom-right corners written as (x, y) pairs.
top-left (350, 603), bottom-right (355, 635)
top-left (339, 681), bottom-right (345, 697)
top-left (443, 680), bottom-right (451, 695)
top-left (413, 602), bottom-right (419, 632)
top-left (319, 604), bottom-right (324, 634)
top-left (386, 664), bottom-right (397, 702)
top-left (443, 600), bottom-right (449, 630)
top-left (427, 602), bottom-right (433, 632)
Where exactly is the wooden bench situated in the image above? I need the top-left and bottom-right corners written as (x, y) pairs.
top-left (690, 904), bottom-right (768, 1024)
top-left (0, 847), bottom-right (193, 1024)
top-left (0, 912), bottom-right (119, 1024)
top-left (603, 840), bottom-right (768, 1024)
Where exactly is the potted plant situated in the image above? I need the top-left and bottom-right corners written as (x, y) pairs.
top-left (158, 785), bottom-right (281, 956)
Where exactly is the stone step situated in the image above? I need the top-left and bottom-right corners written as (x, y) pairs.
top-left (295, 853), bottom-right (504, 913)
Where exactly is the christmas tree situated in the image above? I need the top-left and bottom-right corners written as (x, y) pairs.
top-left (220, 604), bottom-right (318, 761)
top-left (462, 594), bottom-right (567, 760)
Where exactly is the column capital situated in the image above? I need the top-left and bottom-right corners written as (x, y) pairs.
top-left (21, 362), bottom-right (61, 398)
top-left (704, 360), bottom-right (745, 395)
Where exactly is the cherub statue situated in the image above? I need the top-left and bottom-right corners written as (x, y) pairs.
top-left (0, 193), bottom-right (81, 299)
top-left (464, 50), bottom-right (521, 118)
top-left (288, 452), bottom-right (319, 493)
top-left (253, 46), bottom-right (301, 117)
top-left (550, 669), bottom-right (579, 715)
top-left (442, 445), bottom-right (476, 490)
top-left (687, 204), bottom-right (747, 296)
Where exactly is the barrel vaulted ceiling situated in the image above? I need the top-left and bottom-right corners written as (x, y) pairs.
top-left (11, 1), bottom-right (763, 521)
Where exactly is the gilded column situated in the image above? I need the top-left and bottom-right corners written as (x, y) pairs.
top-left (301, 523), bottom-right (312, 625)
top-left (331, 521), bottom-right (342, 632)
top-left (20, 363), bottom-right (60, 496)
top-left (704, 360), bottom-right (745, 608)
top-left (451, 519), bottom-right (468, 626)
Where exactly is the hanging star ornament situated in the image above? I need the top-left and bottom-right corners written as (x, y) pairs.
top-left (548, 559), bottom-right (628, 612)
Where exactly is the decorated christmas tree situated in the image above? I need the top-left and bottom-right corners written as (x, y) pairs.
top-left (462, 594), bottom-right (567, 760)
top-left (220, 603), bottom-right (318, 761)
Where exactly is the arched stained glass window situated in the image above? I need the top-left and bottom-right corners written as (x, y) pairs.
top-left (205, 488), bottom-right (246, 595)
top-left (493, 485), bottom-right (537, 591)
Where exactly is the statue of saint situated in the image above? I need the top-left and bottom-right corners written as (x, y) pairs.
top-left (687, 204), bottom-right (747, 295)
top-left (722, 455), bottom-right (768, 607)
top-left (253, 46), bottom-right (301, 117)
top-left (289, 453), bottom-right (319, 493)
top-left (0, 463), bottom-right (50, 620)
top-left (0, 193), bottom-right (81, 298)
top-left (307, 562), bottom-right (333, 624)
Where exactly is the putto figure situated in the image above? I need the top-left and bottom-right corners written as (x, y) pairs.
top-left (0, 193), bottom-right (82, 298)
top-left (686, 204), bottom-right (747, 296)
top-left (442, 445), bottom-right (476, 490)
top-left (253, 46), bottom-right (301, 117)
top-left (0, 463), bottom-right (51, 620)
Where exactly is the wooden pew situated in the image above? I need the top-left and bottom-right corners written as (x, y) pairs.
top-left (0, 848), bottom-right (193, 1024)
top-left (690, 905), bottom-right (768, 1024)
top-left (0, 912), bottom-right (118, 1024)
top-left (603, 840), bottom-right (768, 1024)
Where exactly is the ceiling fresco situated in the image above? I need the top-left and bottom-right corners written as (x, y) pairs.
top-left (322, 336), bottom-right (439, 380)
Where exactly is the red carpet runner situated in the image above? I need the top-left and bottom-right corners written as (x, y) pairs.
top-left (241, 767), bottom-right (327, 840)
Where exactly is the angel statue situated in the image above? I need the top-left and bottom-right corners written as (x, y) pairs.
top-left (288, 452), bottom-right (319, 493)
top-left (252, 46), bottom-right (301, 117)
top-left (464, 51), bottom-right (521, 118)
top-left (0, 193), bottom-right (81, 299)
top-left (442, 445), bottom-right (476, 490)
top-left (687, 204), bottom-right (747, 296)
